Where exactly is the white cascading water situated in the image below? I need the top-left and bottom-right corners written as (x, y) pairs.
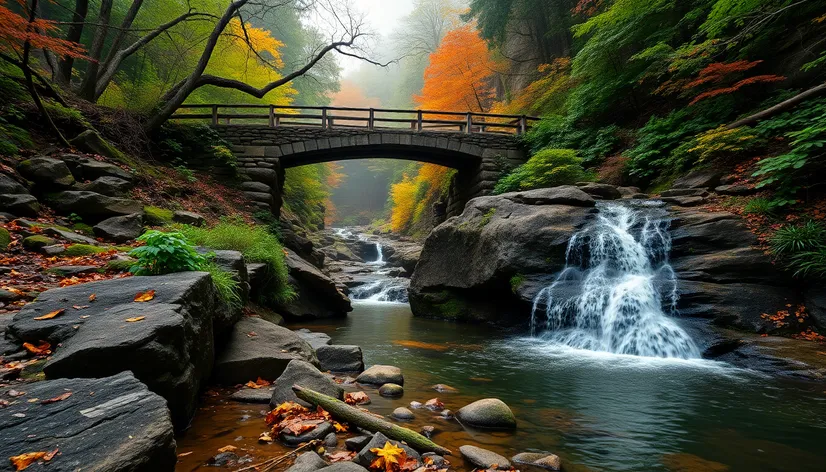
top-left (371, 242), bottom-right (384, 265)
top-left (530, 202), bottom-right (700, 359)
top-left (350, 278), bottom-right (409, 303)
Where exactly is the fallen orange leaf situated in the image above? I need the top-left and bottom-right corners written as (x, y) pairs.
top-left (41, 392), bottom-right (72, 404)
top-left (217, 445), bottom-right (237, 453)
top-left (125, 317), bottom-right (145, 322)
top-left (33, 309), bottom-right (64, 321)
top-left (178, 451), bottom-right (193, 457)
top-left (255, 377), bottom-right (271, 386)
top-left (245, 381), bottom-right (262, 389)
top-left (22, 341), bottom-right (51, 356)
top-left (43, 450), bottom-right (58, 461)
top-left (9, 451), bottom-right (46, 470)
top-left (88, 293), bottom-right (96, 302)
top-left (133, 290), bottom-right (155, 302)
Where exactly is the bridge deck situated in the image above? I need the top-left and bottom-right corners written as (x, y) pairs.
top-left (172, 104), bottom-right (539, 135)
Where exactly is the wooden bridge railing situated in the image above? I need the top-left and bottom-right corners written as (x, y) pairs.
top-left (171, 104), bottom-right (540, 135)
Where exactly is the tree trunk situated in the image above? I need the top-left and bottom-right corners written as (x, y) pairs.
top-left (292, 385), bottom-right (452, 456)
top-left (727, 81), bottom-right (826, 129)
top-left (77, 0), bottom-right (114, 100)
top-left (56, 0), bottom-right (88, 85)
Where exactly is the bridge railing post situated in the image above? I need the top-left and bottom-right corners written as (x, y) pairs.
top-left (268, 105), bottom-right (275, 128)
top-left (321, 107), bottom-right (328, 129)
top-left (211, 105), bottom-right (218, 126)
top-left (417, 110), bottom-right (423, 132)
top-left (465, 113), bottom-right (472, 134)
top-left (519, 115), bottom-right (527, 135)
top-left (368, 108), bottom-right (374, 130)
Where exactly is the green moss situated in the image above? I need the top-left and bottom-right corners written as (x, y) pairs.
top-left (437, 299), bottom-right (467, 320)
top-left (105, 259), bottom-right (134, 272)
top-left (480, 208), bottom-right (496, 227)
top-left (144, 206), bottom-right (175, 226)
top-left (20, 359), bottom-right (47, 380)
top-left (71, 223), bottom-right (94, 235)
top-left (510, 274), bottom-right (525, 294)
top-left (22, 235), bottom-right (56, 250)
top-left (0, 228), bottom-right (10, 249)
top-left (64, 244), bottom-right (107, 256)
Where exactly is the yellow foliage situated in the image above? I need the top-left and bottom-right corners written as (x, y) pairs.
top-left (390, 174), bottom-right (419, 233)
top-left (389, 164), bottom-right (454, 234)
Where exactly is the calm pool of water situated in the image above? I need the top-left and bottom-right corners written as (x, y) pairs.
top-left (177, 301), bottom-right (826, 472)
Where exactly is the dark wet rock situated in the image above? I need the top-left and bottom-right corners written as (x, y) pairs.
top-left (512, 452), bottom-right (562, 471)
top-left (715, 184), bottom-right (755, 196)
top-left (46, 265), bottom-right (99, 276)
top-left (0, 372), bottom-right (176, 472)
top-left (324, 432), bottom-right (338, 448)
top-left (22, 234), bottom-right (57, 250)
top-left (317, 345), bottom-right (364, 373)
top-left (357, 365), bottom-right (403, 385)
top-left (230, 386), bottom-right (275, 403)
top-left (616, 186), bottom-right (641, 198)
top-left (318, 463), bottom-right (370, 472)
top-left (280, 421), bottom-right (336, 446)
top-left (42, 243), bottom-right (65, 256)
top-left (274, 252), bottom-right (352, 320)
top-left (578, 183), bottom-right (622, 200)
top-left (0, 173), bottom-right (28, 194)
top-left (379, 383), bottom-right (404, 397)
top-left (345, 435), bottom-right (372, 452)
top-left (214, 317), bottom-right (317, 384)
top-left (659, 188), bottom-right (709, 198)
top-left (420, 425), bottom-right (436, 438)
top-left (17, 156), bottom-right (75, 189)
top-left (93, 213), bottom-right (143, 242)
top-left (672, 169), bottom-right (723, 189)
top-left (48, 191), bottom-right (142, 222)
top-left (392, 407), bottom-right (414, 420)
top-left (247, 262), bottom-right (268, 294)
top-left (456, 398), bottom-right (516, 429)
top-left (76, 176), bottom-right (133, 196)
top-left (459, 445), bottom-right (511, 470)
top-left (385, 246), bottom-right (421, 275)
top-left (241, 181), bottom-right (272, 193)
top-left (172, 210), bottom-right (206, 226)
top-left (269, 359), bottom-right (344, 408)
top-left (0, 193), bottom-right (40, 217)
top-left (295, 329), bottom-right (332, 349)
top-left (286, 452), bottom-right (329, 472)
top-left (245, 191), bottom-right (274, 205)
top-left (805, 285), bottom-right (826, 328)
top-left (355, 432), bottom-right (420, 468)
top-left (432, 384), bottom-right (458, 393)
top-left (209, 452), bottom-right (239, 467)
top-left (7, 272), bottom-right (218, 428)
top-left (660, 195), bottom-right (706, 206)
top-left (410, 186), bottom-right (595, 323)
top-left (77, 160), bottom-right (134, 181)
top-left (42, 226), bottom-right (99, 245)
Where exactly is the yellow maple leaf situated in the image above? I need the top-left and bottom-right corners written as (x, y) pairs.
top-left (133, 290), bottom-right (155, 302)
top-left (369, 442), bottom-right (406, 472)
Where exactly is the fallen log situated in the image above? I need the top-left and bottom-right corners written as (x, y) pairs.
top-left (292, 385), bottom-right (452, 456)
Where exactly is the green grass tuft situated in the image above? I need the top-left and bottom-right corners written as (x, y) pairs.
top-left (743, 197), bottom-right (774, 216)
top-left (203, 262), bottom-right (242, 308)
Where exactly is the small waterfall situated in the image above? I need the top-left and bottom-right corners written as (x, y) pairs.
top-left (350, 279), bottom-right (409, 303)
top-left (530, 202), bottom-right (699, 359)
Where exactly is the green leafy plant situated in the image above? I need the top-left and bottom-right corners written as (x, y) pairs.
top-left (174, 165), bottom-right (197, 182)
top-left (510, 274), bottom-right (525, 294)
top-left (789, 249), bottom-right (826, 279)
top-left (494, 148), bottom-right (591, 194)
top-left (129, 230), bottom-right (207, 275)
top-left (742, 197), bottom-right (774, 216)
top-left (753, 122), bottom-right (826, 207)
top-left (770, 221), bottom-right (826, 255)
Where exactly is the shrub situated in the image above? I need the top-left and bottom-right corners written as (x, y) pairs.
top-left (494, 148), bottom-right (591, 194)
top-left (129, 231), bottom-right (206, 275)
top-left (770, 221), bottom-right (826, 255)
top-left (742, 197), bottom-right (774, 216)
top-left (177, 221), bottom-right (295, 303)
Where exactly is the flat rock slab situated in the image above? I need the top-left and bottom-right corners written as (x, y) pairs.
top-left (7, 272), bottom-right (218, 429)
top-left (0, 372), bottom-right (176, 472)
top-left (460, 445), bottom-right (511, 470)
top-left (269, 359), bottom-right (344, 408)
top-left (317, 344), bottom-right (364, 372)
top-left (295, 328), bottom-right (332, 349)
top-left (214, 317), bottom-right (317, 385)
top-left (230, 386), bottom-right (275, 403)
top-left (356, 365), bottom-right (403, 385)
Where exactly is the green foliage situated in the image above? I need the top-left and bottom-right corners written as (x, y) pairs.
top-left (678, 125), bottom-right (761, 164)
top-left (202, 262), bottom-right (243, 308)
top-left (253, 210), bottom-right (282, 238)
top-left (143, 206), bottom-right (175, 226)
top-left (177, 221), bottom-right (295, 303)
top-left (494, 149), bottom-right (591, 194)
top-left (43, 101), bottom-right (90, 129)
top-left (174, 165), bottom-right (197, 182)
top-left (129, 230), bottom-right (207, 275)
top-left (155, 123), bottom-right (236, 171)
top-left (770, 221), bottom-right (826, 255)
top-left (742, 197), bottom-right (774, 215)
top-left (64, 244), bottom-right (108, 256)
top-left (523, 116), bottom-right (623, 164)
top-left (788, 248), bottom-right (826, 279)
top-left (0, 103), bottom-right (32, 156)
top-left (283, 164), bottom-right (332, 230)
top-left (0, 228), bottom-right (10, 249)
top-left (509, 274), bottom-right (525, 294)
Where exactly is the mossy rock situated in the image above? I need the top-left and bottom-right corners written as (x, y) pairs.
top-left (22, 235), bottom-right (57, 250)
top-left (72, 223), bottom-right (94, 235)
top-left (143, 206), bottom-right (174, 226)
top-left (105, 258), bottom-right (134, 272)
top-left (64, 244), bottom-right (108, 256)
top-left (0, 227), bottom-right (10, 249)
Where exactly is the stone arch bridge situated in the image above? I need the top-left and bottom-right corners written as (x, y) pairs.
top-left (172, 105), bottom-right (535, 218)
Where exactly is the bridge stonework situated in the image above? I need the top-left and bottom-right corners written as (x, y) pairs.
top-left (214, 125), bottom-right (528, 218)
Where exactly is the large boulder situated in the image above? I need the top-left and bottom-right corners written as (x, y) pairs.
top-left (409, 186), bottom-right (595, 323)
top-left (669, 208), bottom-right (798, 332)
top-left (269, 359), bottom-right (344, 408)
top-left (93, 213), bottom-right (143, 242)
top-left (69, 130), bottom-right (126, 161)
top-left (213, 317), bottom-right (318, 385)
top-left (0, 194), bottom-right (40, 217)
top-left (47, 191), bottom-right (142, 222)
top-left (7, 272), bottom-right (219, 429)
top-left (577, 183), bottom-right (622, 200)
top-left (456, 398), bottom-right (517, 429)
top-left (274, 252), bottom-right (352, 320)
top-left (672, 169), bottom-right (723, 189)
top-left (0, 372), bottom-right (176, 472)
top-left (317, 344), bottom-right (364, 372)
top-left (17, 156), bottom-right (75, 189)
top-left (77, 160), bottom-right (134, 181)
top-left (0, 173), bottom-right (28, 194)
top-left (76, 176), bottom-right (133, 196)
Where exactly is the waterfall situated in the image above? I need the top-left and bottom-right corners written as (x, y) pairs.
top-left (530, 202), bottom-right (699, 359)
top-left (350, 278), bottom-right (409, 303)
top-left (371, 242), bottom-right (384, 265)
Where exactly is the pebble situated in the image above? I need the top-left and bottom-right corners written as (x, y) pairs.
top-left (392, 407), bottom-right (415, 420)
top-left (409, 401), bottom-right (423, 409)
top-left (378, 383), bottom-right (404, 397)
top-left (420, 425), bottom-right (436, 438)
